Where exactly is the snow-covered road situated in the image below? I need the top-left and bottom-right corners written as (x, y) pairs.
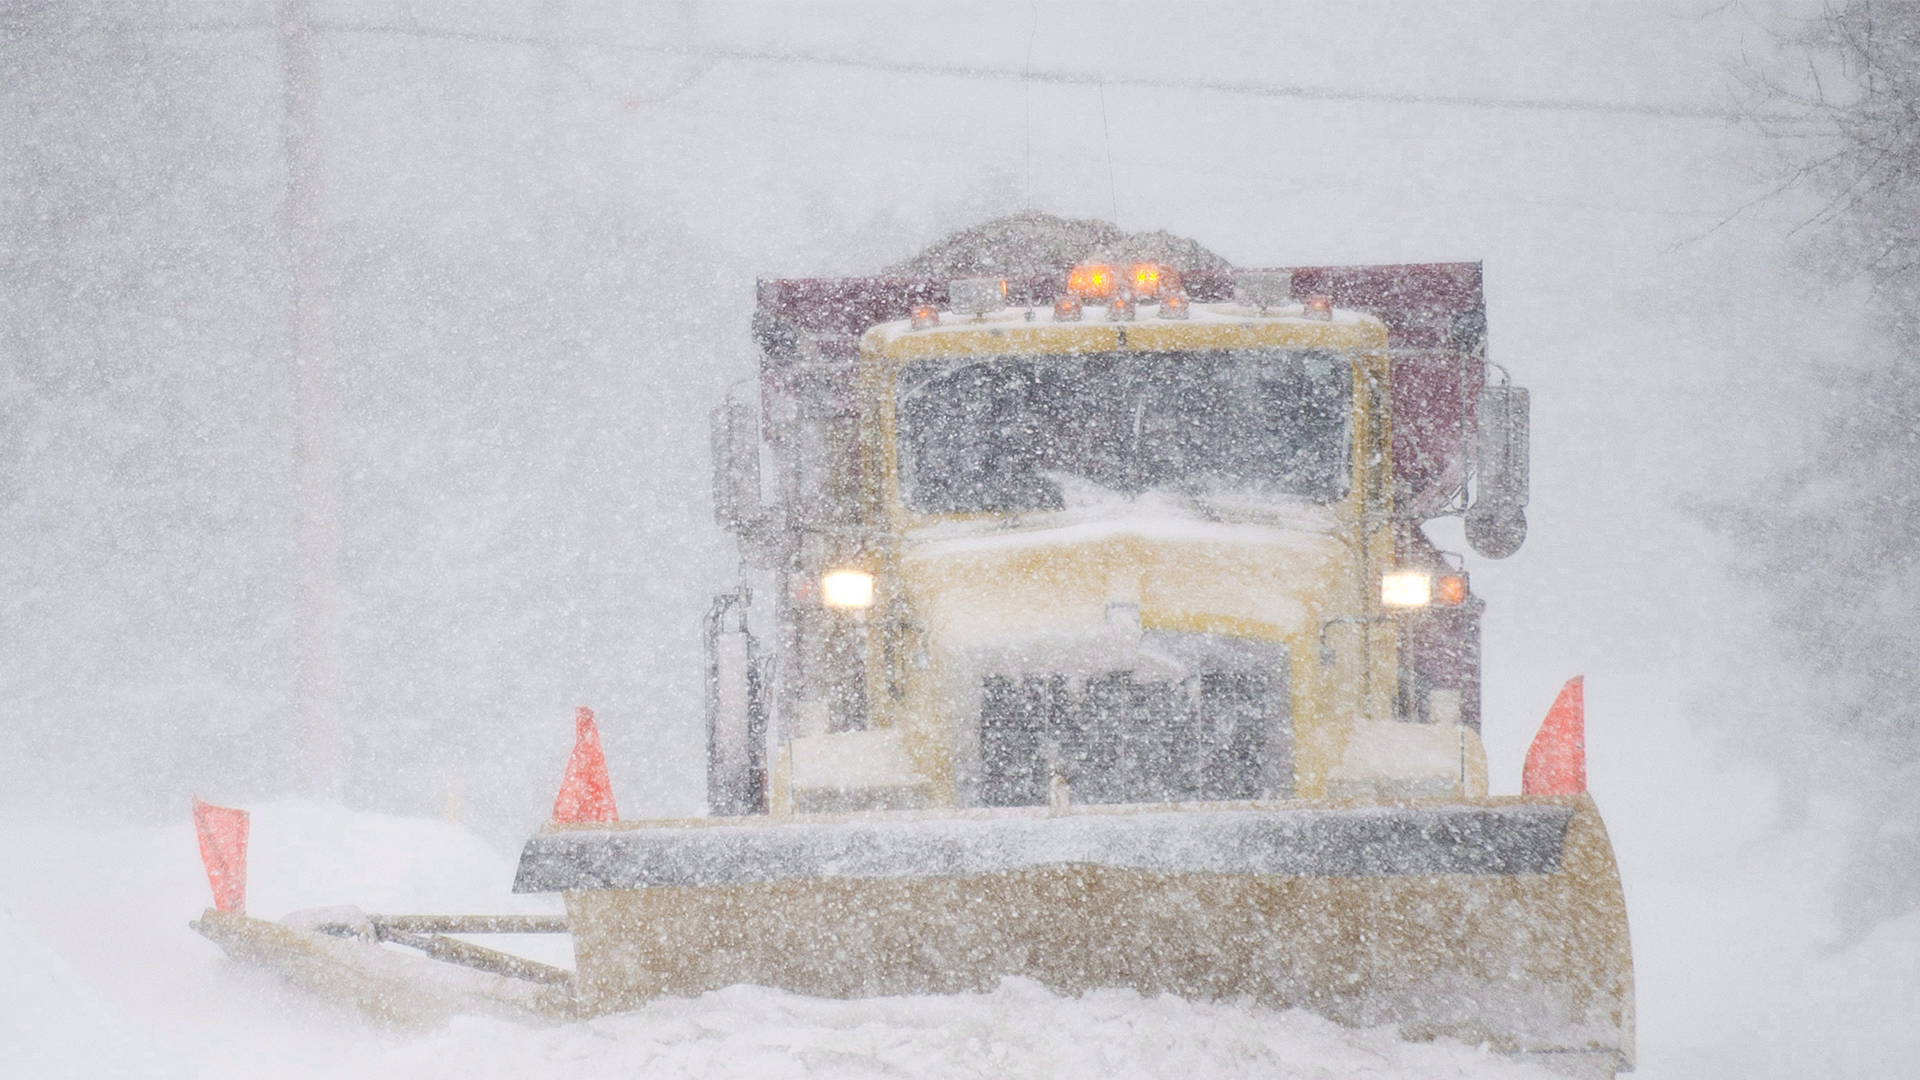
top-left (4, 792), bottom-right (1916, 1079)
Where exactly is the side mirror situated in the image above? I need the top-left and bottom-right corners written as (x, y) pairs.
top-left (1466, 384), bottom-right (1529, 559)
top-left (711, 388), bottom-right (762, 533)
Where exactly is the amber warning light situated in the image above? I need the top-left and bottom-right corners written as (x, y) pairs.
top-left (1129, 263), bottom-right (1181, 301)
top-left (1066, 264), bottom-right (1117, 301)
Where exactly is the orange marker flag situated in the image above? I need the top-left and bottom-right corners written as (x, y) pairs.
top-left (1522, 676), bottom-right (1587, 796)
top-left (191, 797), bottom-right (249, 914)
top-left (552, 706), bottom-right (619, 823)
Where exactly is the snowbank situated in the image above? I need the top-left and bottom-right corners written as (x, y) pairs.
top-left (0, 903), bottom-right (137, 1078)
top-left (363, 979), bottom-right (1556, 1080)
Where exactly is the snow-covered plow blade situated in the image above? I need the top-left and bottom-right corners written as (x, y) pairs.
top-left (516, 794), bottom-right (1633, 1073)
top-left (191, 909), bottom-right (577, 1027)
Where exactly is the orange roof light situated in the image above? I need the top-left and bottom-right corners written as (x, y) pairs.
top-left (909, 304), bottom-right (940, 330)
top-left (1066, 263), bottom-right (1117, 301)
top-left (1128, 263), bottom-right (1181, 301)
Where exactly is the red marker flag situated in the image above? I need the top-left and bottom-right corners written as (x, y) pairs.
top-left (1522, 676), bottom-right (1587, 796)
top-left (191, 797), bottom-right (249, 914)
top-left (552, 706), bottom-right (618, 824)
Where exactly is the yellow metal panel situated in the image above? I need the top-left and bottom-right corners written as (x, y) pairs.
top-left (863, 310), bottom-right (1390, 364)
top-left (1138, 610), bottom-right (1289, 642)
top-left (843, 306), bottom-right (1415, 806)
top-left (1120, 317), bottom-right (1388, 353)
top-left (563, 796), bottom-right (1632, 1066)
top-left (880, 323), bottom-right (1120, 360)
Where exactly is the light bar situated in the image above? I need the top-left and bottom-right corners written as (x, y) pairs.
top-left (909, 304), bottom-right (940, 331)
top-left (1303, 294), bottom-right (1334, 321)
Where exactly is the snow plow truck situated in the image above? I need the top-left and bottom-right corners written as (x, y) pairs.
top-left (193, 216), bottom-right (1631, 1078)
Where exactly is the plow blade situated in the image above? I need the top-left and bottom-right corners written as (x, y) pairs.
top-left (517, 795), bottom-right (1632, 1074)
top-left (191, 908), bottom-right (576, 1027)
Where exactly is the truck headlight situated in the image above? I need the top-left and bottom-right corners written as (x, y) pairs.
top-left (1381, 570), bottom-right (1433, 608)
top-left (821, 569), bottom-right (875, 609)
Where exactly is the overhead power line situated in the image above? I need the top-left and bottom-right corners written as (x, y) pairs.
top-left (711, 46), bottom-right (1751, 122)
top-left (290, 20), bottom-right (1756, 122)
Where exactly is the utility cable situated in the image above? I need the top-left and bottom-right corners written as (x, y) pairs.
top-left (167, 17), bottom-right (1760, 122)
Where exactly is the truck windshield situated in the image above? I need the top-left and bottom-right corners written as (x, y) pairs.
top-left (895, 349), bottom-right (1352, 514)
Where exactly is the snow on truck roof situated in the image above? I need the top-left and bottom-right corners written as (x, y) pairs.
top-left (882, 214), bottom-right (1233, 280)
top-left (863, 299), bottom-right (1384, 352)
top-left (860, 301), bottom-right (1389, 364)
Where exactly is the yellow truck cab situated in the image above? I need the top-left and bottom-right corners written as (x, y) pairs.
top-left (709, 248), bottom-right (1527, 820)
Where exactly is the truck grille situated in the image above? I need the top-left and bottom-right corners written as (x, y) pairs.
top-left (978, 638), bottom-right (1291, 807)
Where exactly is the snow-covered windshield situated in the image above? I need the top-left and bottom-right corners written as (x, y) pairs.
top-left (895, 349), bottom-right (1352, 514)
